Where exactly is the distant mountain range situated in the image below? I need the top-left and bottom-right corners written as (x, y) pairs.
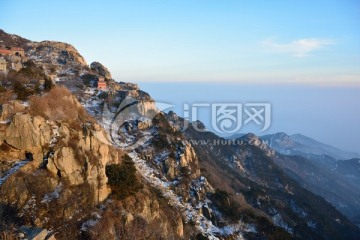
top-left (259, 132), bottom-right (360, 228)
top-left (225, 132), bottom-right (360, 228)
top-left (261, 132), bottom-right (360, 160)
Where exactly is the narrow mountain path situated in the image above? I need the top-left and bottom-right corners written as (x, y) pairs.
top-left (0, 160), bottom-right (30, 186)
top-left (128, 151), bottom-right (222, 240)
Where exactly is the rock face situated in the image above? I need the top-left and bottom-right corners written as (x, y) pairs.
top-left (84, 189), bottom-right (185, 240)
top-left (4, 114), bottom-right (48, 150)
top-left (47, 147), bottom-right (83, 185)
top-left (90, 61), bottom-right (112, 79)
top-left (0, 101), bottom-right (26, 122)
top-left (0, 113), bottom-right (51, 161)
top-left (180, 142), bottom-right (199, 169)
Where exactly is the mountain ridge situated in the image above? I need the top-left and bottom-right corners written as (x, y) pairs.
top-left (261, 132), bottom-right (360, 160)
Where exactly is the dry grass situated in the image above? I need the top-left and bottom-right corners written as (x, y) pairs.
top-left (29, 86), bottom-right (92, 125)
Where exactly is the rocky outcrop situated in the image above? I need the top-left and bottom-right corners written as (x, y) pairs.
top-left (28, 41), bottom-right (87, 66)
top-left (47, 147), bottom-right (83, 185)
top-left (84, 189), bottom-right (185, 239)
top-left (0, 111), bottom-right (121, 203)
top-left (164, 157), bottom-right (176, 179)
top-left (0, 113), bottom-right (51, 161)
top-left (180, 142), bottom-right (199, 169)
top-left (3, 114), bottom-right (49, 150)
top-left (0, 108), bottom-right (127, 238)
top-left (90, 61), bottom-right (112, 79)
top-left (0, 101), bottom-right (26, 122)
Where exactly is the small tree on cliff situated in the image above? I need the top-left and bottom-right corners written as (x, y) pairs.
top-left (105, 154), bottom-right (142, 199)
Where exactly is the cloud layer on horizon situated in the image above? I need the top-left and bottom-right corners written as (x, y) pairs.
top-left (262, 38), bottom-right (335, 57)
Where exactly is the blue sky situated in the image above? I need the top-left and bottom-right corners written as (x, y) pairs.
top-left (1, 0), bottom-right (359, 84)
top-left (1, 0), bottom-right (360, 152)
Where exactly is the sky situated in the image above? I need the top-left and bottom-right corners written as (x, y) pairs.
top-left (0, 0), bottom-right (360, 152)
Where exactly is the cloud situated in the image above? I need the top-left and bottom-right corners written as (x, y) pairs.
top-left (262, 38), bottom-right (335, 57)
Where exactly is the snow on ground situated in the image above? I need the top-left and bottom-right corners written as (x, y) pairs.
top-left (0, 160), bottom-right (30, 186)
top-left (41, 183), bottom-right (63, 203)
top-left (80, 218), bottom-right (100, 232)
top-left (129, 151), bottom-right (222, 239)
top-left (49, 124), bottom-right (60, 147)
top-left (129, 151), bottom-right (246, 239)
top-left (271, 211), bottom-right (293, 234)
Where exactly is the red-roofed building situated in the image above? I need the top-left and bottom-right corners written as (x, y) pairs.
top-left (0, 46), bottom-right (25, 57)
top-left (98, 77), bottom-right (107, 90)
top-left (0, 48), bottom-right (12, 56)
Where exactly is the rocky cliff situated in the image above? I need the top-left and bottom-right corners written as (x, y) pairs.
top-left (27, 41), bottom-right (87, 66)
top-left (0, 30), bottom-right (205, 239)
top-left (0, 94), bottom-right (190, 239)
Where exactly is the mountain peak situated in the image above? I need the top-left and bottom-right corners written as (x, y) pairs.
top-left (0, 29), bottom-right (31, 48)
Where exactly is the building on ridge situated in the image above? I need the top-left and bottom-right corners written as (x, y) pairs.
top-left (97, 77), bottom-right (107, 90)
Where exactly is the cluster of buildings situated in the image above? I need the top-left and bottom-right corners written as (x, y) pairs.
top-left (0, 45), bottom-right (26, 73)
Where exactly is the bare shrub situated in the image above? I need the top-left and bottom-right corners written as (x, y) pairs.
top-left (0, 228), bottom-right (17, 240)
top-left (29, 86), bottom-right (92, 124)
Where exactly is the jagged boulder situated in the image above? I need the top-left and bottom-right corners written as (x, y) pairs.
top-left (4, 113), bottom-right (38, 149)
top-left (164, 157), bottom-right (176, 179)
top-left (90, 61), bottom-right (112, 79)
top-left (180, 142), bottom-right (200, 176)
top-left (0, 113), bottom-right (51, 161)
top-left (47, 147), bottom-right (84, 185)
